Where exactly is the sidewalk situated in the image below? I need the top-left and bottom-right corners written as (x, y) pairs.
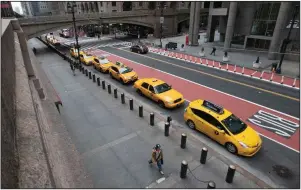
top-left (42, 50), bottom-right (272, 188)
top-left (142, 33), bottom-right (300, 78)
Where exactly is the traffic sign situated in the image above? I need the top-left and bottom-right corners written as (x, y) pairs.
top-left (160, 17), bottom-right (164, 24)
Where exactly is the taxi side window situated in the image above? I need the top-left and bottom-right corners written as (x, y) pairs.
top-left (80, 54), bottom-right (83, 57)
top-left (141, 82), bottom-right (149, 89)
top-left (191, 108), bottom-right (224, 130)
top-left (94, 58), bottom-right (99, 63)
top-left (111, 67), bottom-right (117, 72)
top-left (149, 85), bottom-right (155, 93)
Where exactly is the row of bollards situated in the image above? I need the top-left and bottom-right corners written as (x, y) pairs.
top-left (79, 67), bottom-right (239, 188)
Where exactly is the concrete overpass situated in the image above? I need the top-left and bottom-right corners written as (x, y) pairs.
top-left (18, 9), bottom-right (190, 39)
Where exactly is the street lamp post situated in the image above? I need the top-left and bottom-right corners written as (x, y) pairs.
top-left (67, 2), bottom-right (80, 66)
top-left (158, 3), bottom-right (167, 48)
top-left (277, 5), bottom-right (299, 73)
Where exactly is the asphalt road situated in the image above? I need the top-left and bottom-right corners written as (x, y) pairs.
top-left (36, 37), bottom-right (300, 188)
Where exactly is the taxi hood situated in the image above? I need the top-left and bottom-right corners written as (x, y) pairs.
top-left (157, 89), bottom-right (182, 101)
top-left (234, 126), bottom-right (261, 147)
top-left (122, 71), bottom-right (137, 77)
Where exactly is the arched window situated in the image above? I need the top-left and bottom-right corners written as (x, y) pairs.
top-left (148, 2), bottom-right (156, 10)
top-left (89, 2), bottom-right (94, 12)
top-left (81, 3), bottom-right (84, 12)
top-left (123, 2), bottom-right (132, 11)
top-left (94, 2), bottom-right (99, 12)
top-left (84, 3), bottom-right (88, 12)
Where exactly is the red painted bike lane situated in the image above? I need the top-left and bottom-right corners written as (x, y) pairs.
top-left (93, 49), bottom-right (300, 152)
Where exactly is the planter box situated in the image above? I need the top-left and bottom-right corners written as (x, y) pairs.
top-left (222, 56), bottom-right (229, 62)
top-left (253, 61), bottom-right (261, 69)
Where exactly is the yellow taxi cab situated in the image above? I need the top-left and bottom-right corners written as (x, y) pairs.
top-left (109, 65), bottom-right (138, 84)
top-left (69, 48), bottom-right (84, 58)
top-left (79, 52), bottom-right (95, 66)
top-left (92, 55), bottom-right (114, 73)
top-left (184, 99), bottom-right (262, 156)
top-left (133, 78), bottom-right (185, 109)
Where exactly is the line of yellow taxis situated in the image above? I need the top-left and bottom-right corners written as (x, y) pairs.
top-left (68, 48), bottom-right (262, 157)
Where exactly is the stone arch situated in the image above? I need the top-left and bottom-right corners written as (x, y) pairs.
top-left (148, 2), bottom-right (156, 10)
top-left (123, 2), bottom-right (132, 11)
top-left (94, 2), bottom-right (99, 12)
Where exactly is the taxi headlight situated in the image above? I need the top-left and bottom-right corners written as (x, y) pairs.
top-left (239, 141), bottom-right (249, 148)
top-left (165, 100), bottom-right (173, 104)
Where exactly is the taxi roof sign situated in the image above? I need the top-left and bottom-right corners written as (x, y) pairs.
top-left (202, 100), bottom-right (224, 114)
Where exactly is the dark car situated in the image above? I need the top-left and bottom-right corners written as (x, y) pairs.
top-left (130, 44), bottom-right (148, 54)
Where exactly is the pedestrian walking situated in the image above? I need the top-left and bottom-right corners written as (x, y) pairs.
top-left (210, 47), bottom-right (216, 56)
top-left (148, 144), bottom-right (164, 175)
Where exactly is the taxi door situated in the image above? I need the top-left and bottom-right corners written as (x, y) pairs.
top-left (79, 54), bottom-right (84, 63)
top-left (111, 67), bottom-right (120, 79)
top-left (202, 114), bottom-right (229, 145)
top-left (189, 108), bottom-right (208, 134)
top-left (140, 82), bottom-right (150, 97)
top-left (148, 85), bottom-right (159, 102)
top-left (93, 58), bottom-right (99, 69)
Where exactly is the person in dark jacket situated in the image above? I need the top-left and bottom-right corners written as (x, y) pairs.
top-left (148, 144), bottom-right (164, 175)
top-left (210, 47), bottom-right (216, 56)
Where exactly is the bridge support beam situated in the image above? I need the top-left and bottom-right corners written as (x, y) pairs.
top-left (188, 2), bottom-right (201, 46)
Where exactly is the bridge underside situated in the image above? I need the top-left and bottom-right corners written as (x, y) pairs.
top-left (20, 13), bottom-right (189, 39)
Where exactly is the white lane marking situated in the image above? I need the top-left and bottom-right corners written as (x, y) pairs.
top-left (98, 49), bottom-right (299, 121)
top-left (95, 49), bottom-right (300, 153)
top-left (156, 177), bottom-right (166, 184)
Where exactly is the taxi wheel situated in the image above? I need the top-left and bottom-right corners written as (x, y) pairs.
top-left (225, 143), bottom-right (237, 154)
top-left (137, 89), bottom-right (143, 96)
top-left (158, 101), bottom-right (165, 108)
top-left (187, 120), bottom-right (195, 130)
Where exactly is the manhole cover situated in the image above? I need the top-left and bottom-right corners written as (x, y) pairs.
top-left (272, 165), bottom-right (292, 178)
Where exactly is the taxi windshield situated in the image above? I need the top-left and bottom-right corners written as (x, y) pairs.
top-left (119, 67), bottom-right (133, 74)
top-left (222, 114), bottom-right (247, 135)
top-left (99, 59), bottom-right (110, 64)
top-left (154, 83), bottom-right (172, 94)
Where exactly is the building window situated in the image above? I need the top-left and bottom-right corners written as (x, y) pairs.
top-left (112, 2), bottom-right (116, 7)
top-left (246, 38), bottom-right (271, 50)
top-left (250, 2), bottom-right (280, 37)
top-left (139, 2), bottom-right (143, 7)
top-left (112, 10), bottom-right (117, 12)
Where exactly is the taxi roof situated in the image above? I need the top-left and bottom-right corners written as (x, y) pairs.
top-left (189, 99), bottom-right (232, 121)
top-left (139, 78), bottom-right (165, 86)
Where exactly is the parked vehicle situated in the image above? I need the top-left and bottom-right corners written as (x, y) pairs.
top-left (130, 44), bottom-right (149, 54)
top-left (165, 42), bottom-right (177, 50)
top-left (59, 29), bottom-right (70, 38)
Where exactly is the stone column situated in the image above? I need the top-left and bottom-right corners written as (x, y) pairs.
top-left (188, 2), bottom-right (196, 44)
top-left (268, 2), bottom-right (292, 59)
top-left (224, 2), bottom-right (238, 51)
top-left (206, 2), bottom-right (214, 42)
top-left (192, 1), bottom-right (201, 46)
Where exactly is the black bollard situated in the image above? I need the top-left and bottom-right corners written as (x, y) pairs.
top-left (180, 133), bottom-right (187, 149)
top-left (129, 99), bottom-right (133, 110)
top-left (139, 105), bottom-right (143, 117)
top-left (97, 77), bottom-right (100, 86)
top-left (164, 122), bottom-right (170, 136)
top-left (200, 147), bottom-right (208, 164)
top-left (82, 67), bottom-right (85, 74)
top-left (121, 93), bottom-right (125, 104)
top-left (79, 66), bottom-right (82, 72)
top-left (114, 88), bottom-right (118, 98)
top-left (180, 160), bottom-right (188, 179)
top-left (207, 181), bottom-right (216, 189)
top-left (108, 84), bottom-right (111, 94)
top-left (167, 116), bottom-right (172, 123)
top-left (102, 81), bottom-right (106, 89)
top-left (150, 113), bottom-right (154, 126)
top-left (85, 69), bottom-right (88, 76)
top-left (225, 165), bottom-right (236, 183)
top-left (93, 74), bottom-right (96, 82)
top-left (89, 71), bottom-right (92, 79)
